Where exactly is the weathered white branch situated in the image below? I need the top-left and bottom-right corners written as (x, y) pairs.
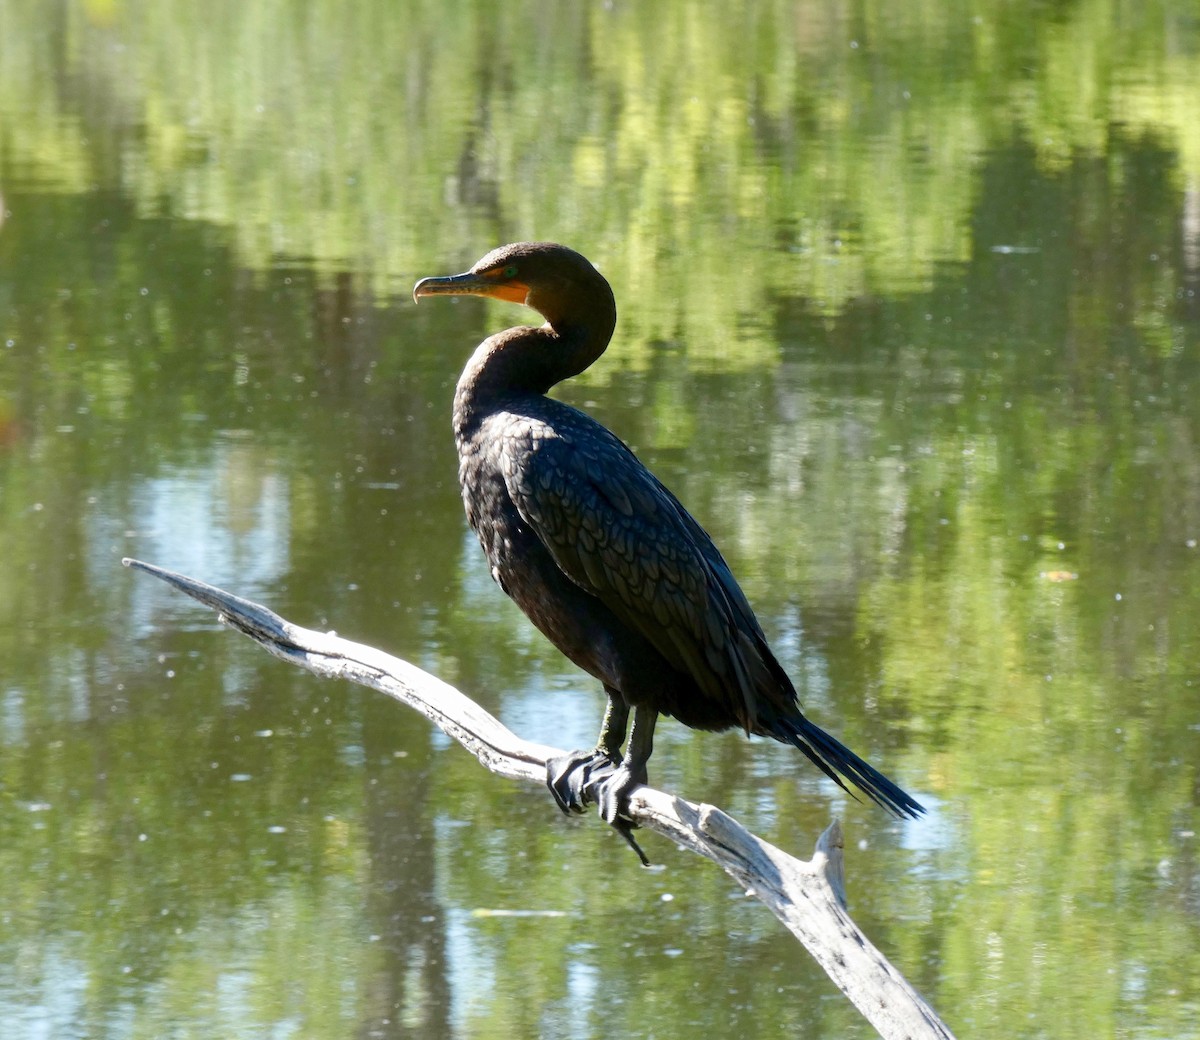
top-left (123, 557), bottom-right (954, 1040)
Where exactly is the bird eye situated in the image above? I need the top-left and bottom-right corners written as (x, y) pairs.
top-left (502, 265), bottom-right (519, 279)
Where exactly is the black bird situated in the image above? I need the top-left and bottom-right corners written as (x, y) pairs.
top-left (414, 243), bottom-right (922, 855)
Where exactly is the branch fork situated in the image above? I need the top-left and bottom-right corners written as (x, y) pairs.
top-left (123, 557), bottom-right (954, 1040)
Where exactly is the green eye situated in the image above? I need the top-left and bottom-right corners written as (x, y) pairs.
top-left (502, 265), bottom-right (519, 278)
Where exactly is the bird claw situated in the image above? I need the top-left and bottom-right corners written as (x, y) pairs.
top-left (594, 762), bottom-right (651, 866)
top-left (546, 748), bottom-right (622, 816)
top-left (546, 751), bottom-right (651, 866)
top-left (593, 761), bottom-right (644, 824)
top-left (611, 817), bottom-right (651, 867)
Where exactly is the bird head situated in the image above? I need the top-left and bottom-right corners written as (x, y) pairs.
top-left (413, 242), bottom-right (613, 331)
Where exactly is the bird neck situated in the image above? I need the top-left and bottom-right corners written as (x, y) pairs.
top-left (454, 305), bottom-right (616, 433)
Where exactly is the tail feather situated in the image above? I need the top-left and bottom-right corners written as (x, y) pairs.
top-left (772, 715), bottom-right (924, 819)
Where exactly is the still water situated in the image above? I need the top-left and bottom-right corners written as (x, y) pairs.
top-left (2, 2), bottom-right (1199, 1037)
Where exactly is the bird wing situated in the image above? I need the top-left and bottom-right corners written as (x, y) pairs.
top-left (498, 410), bottom-right (793, 729)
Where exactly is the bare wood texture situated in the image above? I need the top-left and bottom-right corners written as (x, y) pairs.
top-left (123, 557), bottom-right (955, 1040)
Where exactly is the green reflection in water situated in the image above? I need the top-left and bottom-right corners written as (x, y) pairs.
top-left (3, 0), bottom-right (1198, 332)
top-left (1, 1), bottom-right (1199, 1039)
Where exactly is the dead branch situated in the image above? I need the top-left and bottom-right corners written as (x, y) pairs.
top-left (123, 557), bottom-right (954, 1040)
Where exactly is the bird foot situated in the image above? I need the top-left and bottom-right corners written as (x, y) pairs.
top-left (610, 817), bottom-right (650, 867)
top-left (594, 761), bottom-right (651, 867)
top-left (546, 748), bottom-right (623, 816)
top-left (546, 750), bottom-right (651, 866)
top-left (593, 761), bottom-right (647, 825)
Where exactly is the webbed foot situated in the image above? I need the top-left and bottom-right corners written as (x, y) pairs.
top-left (546, 748), bottom-right (622, 816)
top-left (545, 750), bottom-right (650, 866)
top-left (594, 761), bottom-right (648, 825)
top-left (595, 761), bottom-right (651, 867)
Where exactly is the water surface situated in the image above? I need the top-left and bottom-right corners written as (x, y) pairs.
top-left (2, 2), bottom-right (1199, 1038)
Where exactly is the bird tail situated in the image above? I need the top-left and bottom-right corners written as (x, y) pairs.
top-left (770, 715), bottom-right (924, 819)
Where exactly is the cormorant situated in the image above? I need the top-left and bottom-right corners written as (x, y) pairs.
top-left (414, 243), bottom-right (922, 858)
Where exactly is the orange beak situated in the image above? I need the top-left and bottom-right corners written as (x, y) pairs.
top-left (413, 271), bottom-right (530, 306)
